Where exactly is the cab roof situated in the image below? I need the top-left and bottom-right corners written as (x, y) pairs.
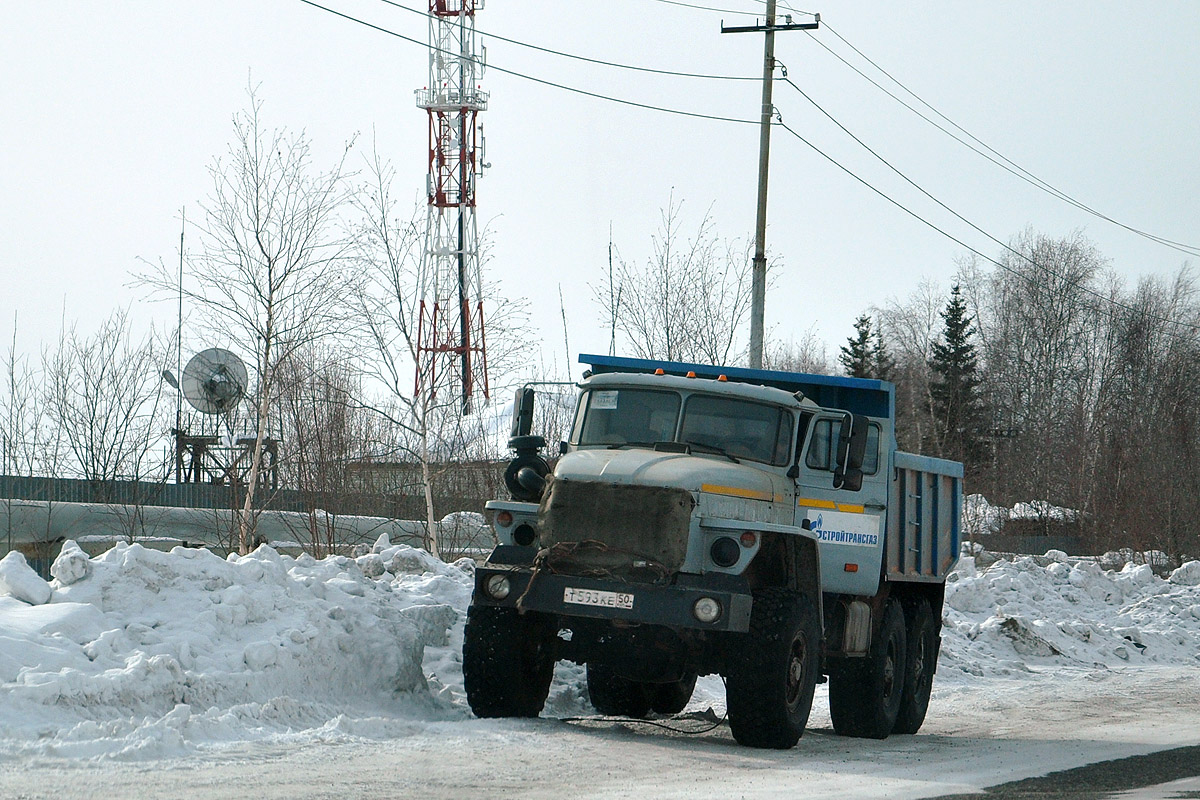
top-left (581, 369), bottom-right (815, 409)
top-left (580, 353), bottom-right (894, 419)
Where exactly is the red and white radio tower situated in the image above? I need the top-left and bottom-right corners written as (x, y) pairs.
top-left (414, 0), bottom-right (489, 415)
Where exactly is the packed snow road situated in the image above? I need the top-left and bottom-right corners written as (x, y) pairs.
top-left (1, 539), bottom-right (1199, 798)
top-left (3, 666), bottom-right (1198, 800)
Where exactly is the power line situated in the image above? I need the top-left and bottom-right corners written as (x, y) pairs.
top-left (377, 0), bottom-right (758, 81)
top-left (300, 0), bottom-right (1196, 333)
top-left (809, 22), bottom-right (1200, 259)
top-left (645, 0), bottom-right (766, 17)
top-left (645, 0), bottom-right (818, 18)
top-left (297, 0), bottom-right (760, 125)
top-left (773, 115), bottom-right (1200, 335)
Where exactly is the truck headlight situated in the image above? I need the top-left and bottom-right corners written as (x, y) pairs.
top-left (484, 574), bottom-right (511, 600)
top-left (693, 597), bottom-right (722, 624)
top-left (513, 523), bottom-right (537, 546)
top-left (710, 536), bottom-right (741, 568)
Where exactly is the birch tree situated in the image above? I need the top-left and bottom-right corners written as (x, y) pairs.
top-left (593, 198), bottom-right (763, 366)
top-left (143, 87), bottom-right (354, 553)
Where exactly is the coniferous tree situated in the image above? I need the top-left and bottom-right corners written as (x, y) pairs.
top-left (929, 285), bottom-right (984, 464)
top-left (871, 324), bottom-right (895, 383)
top-left (840, 314), bottom-right (874, 378)
top-left (841, 313), bottom-right (894, 380)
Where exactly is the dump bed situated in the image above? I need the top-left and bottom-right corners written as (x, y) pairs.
top-left (886, 451), bottom-right (963, 582)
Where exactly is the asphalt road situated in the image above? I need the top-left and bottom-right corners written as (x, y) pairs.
top-left (930, 744), bottom-right (1200, 800)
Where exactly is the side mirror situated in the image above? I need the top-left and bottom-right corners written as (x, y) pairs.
top-left (510, 387), bottom-right (535, 438)
top-left (833, 413), bottom-right (868, 492)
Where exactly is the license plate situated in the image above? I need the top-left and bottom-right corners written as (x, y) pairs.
top-left (563, 586), bottom-right (635, 610)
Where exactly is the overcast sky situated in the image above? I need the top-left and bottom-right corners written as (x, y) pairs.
top-left (2, 0), bottom-right (1197, 381)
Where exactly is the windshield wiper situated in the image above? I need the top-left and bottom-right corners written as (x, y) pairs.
top-left (685, 441), bottom-right (740, 463)
top-left (606, 440), bottom-right (658, 449)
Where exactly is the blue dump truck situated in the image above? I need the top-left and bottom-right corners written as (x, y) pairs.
top-left (464, 354), bottom-right (962, 749)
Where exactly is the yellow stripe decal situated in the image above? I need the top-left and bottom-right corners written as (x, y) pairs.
top-left (797, 498), bottom-right (865, 514)
top-left (701, 484), bottom-right (780, 503)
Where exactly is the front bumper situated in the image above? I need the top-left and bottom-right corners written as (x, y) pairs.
top-left (473, 548), bottom-right (753, 633)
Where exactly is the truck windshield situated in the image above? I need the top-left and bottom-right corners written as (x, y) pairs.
top-left (576, 389), bottom-right (681, 446)
top-left (680, 395), bottom-right (794, 466)
top-left (574, 387), bottom-right (794, 466)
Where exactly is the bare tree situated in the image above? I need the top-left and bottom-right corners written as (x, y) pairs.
top-left (43, 309), bottom-right (168, 489)
top-left (142, 86), bottom-right (354, 553)
top-left (348, 147), bottom-right (532, 558)
top-left (971, 230), bottom-right (1108, 513)
top-left (2, 316), bottom-right (47, 479)
top-left (764, 325), bottom-right (832, 375)
top-left (593, 197), bottom-right (764, 366)
top-left (274, 345), bottom-right (390, 557)
top-left (875, 278), bottom-right (943, 452)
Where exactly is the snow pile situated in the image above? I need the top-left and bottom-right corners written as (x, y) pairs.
top-left (1, 537), bottom-right (1199, 762)
top-left (941, 552), bottom-right (1200, 676)
top-left (963, 494), bottom-right (1081, 536)
top-left (0, 537), bottom-right (472, 760)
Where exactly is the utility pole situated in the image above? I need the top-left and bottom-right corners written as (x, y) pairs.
top-left (723, 6), bottom-right (818, 369)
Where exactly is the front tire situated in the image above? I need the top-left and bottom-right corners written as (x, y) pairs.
top-left (463, 605), bottom-right (557, 718)
top-left (829, 598), bottom-right (907, 739)
top-left (726, 588), bottom-right (821, 749)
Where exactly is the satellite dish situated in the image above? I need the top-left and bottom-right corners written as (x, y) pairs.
top-left (182, 348), bottom-right (248, 415)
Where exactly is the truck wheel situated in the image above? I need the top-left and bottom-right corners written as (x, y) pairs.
top-left (829, 598), bottom-right (907, 739)
top-left (586, 664), bottom-right (653, 718)
top-left (892, 598), bottom-right (938, 734)
top-left (462, 605), bottom-right (557, 718)
top-left (651, 672), bottom-right (698, 715)
top-left (726, 588), bottom-right (820, 749)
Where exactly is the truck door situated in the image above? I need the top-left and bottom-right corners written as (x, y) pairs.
top-left (795, 413), bottom-right (887, 596)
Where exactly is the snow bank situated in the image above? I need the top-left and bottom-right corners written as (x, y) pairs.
top-left (963, 493), bottom-right (1081, 536)
top-left (0, 551), bottom-right (52, 605)
top-left (1, 538), bottom-right (1198, 762)
top-left (941, 552), bottom-right (1200, 676)
top-left (0, 540), bottom-right (471, 760)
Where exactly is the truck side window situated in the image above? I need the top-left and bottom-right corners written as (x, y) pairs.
top-left (806, 419), bottom-right (881, 475)
top-left (805, 419), bottom-right (835, 471)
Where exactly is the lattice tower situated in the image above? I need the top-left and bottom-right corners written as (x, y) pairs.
top-left (414, 0), bottom-right (489, 414)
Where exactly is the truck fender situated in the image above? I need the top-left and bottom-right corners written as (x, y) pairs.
top-left (743, 532), bottom-right (823, 626)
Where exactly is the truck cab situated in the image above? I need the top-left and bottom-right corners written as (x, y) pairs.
top-left (466, 355), bottom-right (962, 749)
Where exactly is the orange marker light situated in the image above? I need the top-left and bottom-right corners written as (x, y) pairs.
top-left (686, 371), bottom-right (697, 378)
top-left (654, 368), bottom-right (665, 375)
top-left (739, 531), bottom-right (757, 548)
top-left (844, 563), bottom-right (859, 573)
top-left (496, 510), bottom-right (513, 527)
top-left (717, 375), bottom-right (728, 381)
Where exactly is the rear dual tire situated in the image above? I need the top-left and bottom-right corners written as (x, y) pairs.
top-left (829, 599), bottom-right (907, 739)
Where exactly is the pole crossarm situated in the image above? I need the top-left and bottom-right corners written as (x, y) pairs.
top-left (720, 20), bottom-right (820, 34)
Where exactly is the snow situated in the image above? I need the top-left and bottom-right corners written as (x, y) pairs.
top-left (0, 537), bottom-right (1198, 796)
top-left (0, 550), bottom-right (52, 605)
top-left (963, 492), bottom-right (1082, 536)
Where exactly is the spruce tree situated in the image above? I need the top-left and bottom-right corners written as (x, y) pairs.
top-left (929, 285), bottom-right (984, 463)
top-left (871, 323), bottom-right (894, 383)
top-left (840, 314), bottom-right (874, 378)
top-left (841, 313), bottom-right (894, 381)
